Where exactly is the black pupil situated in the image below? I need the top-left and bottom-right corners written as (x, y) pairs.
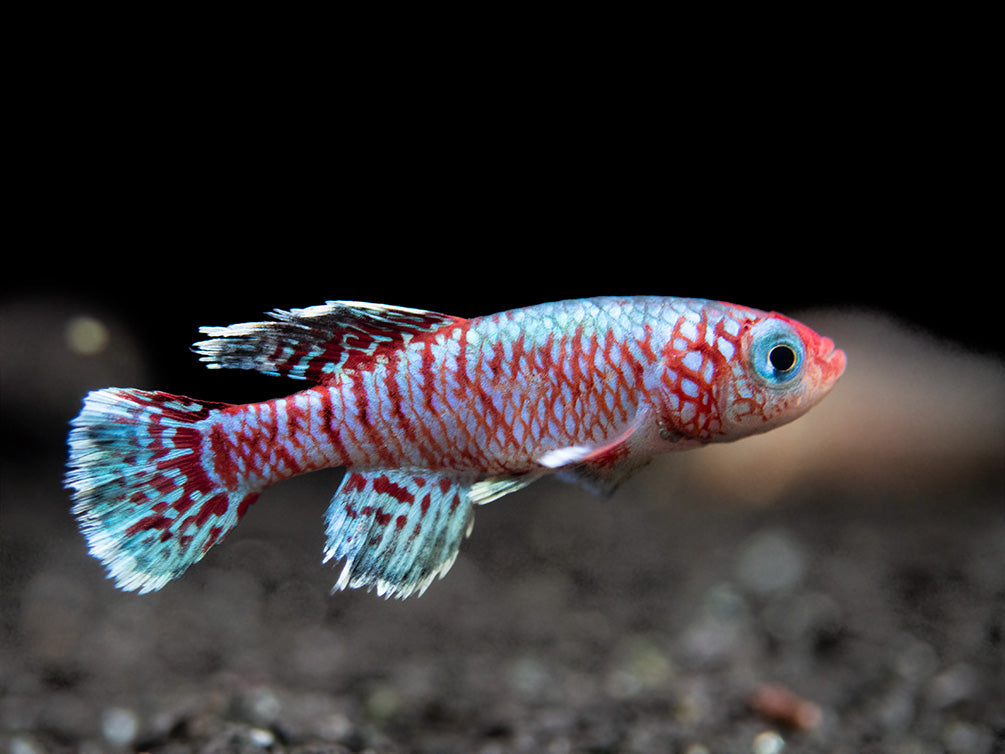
top-left (769, 344), bottom-right (796, 373)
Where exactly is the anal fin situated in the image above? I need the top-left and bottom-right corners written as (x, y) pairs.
top-left (323, 469), bottom-right (476, 599)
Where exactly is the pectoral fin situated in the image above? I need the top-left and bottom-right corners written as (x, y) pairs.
top-left (536, 410), bottom-right (653, 496)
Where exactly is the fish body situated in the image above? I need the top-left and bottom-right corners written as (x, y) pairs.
top-left (65, 297), bottom-right (846, 598)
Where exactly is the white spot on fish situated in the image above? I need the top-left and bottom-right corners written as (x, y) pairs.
top-left (682, 351), bottom-right (702, 372)
top-left (680, 401), bottom-right (696, 423)
top-left (717, 337), bottom-right (735, 360)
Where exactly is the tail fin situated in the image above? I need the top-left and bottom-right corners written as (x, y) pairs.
top-left (65, 388), bottom-right (259, 593)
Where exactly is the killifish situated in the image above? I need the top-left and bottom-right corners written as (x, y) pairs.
top-left (65, 297), bottom-right (846, 599)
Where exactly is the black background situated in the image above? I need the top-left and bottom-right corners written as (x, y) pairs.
top-left (8, 125), bottom-right (998, 379)
top-left (8, 33), bottom-right (998, 363)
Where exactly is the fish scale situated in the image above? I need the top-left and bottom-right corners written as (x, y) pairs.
top-left (65, 296), bottom-right (845, 598)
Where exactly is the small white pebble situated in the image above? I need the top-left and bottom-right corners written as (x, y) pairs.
top-left (738, 529), bottom-right (806, 594)
top-left (247, 687), bottom-right (281, 723)
top-left (319, 711), bottom-right (353, 740)
top-left (752, 730), bottom-right (785, 754)
top-left (248, 727), bottom-right (275, 747)
top-left (102, 706), bottom-right (139, 746)
top-left (9, 735), bottom-right (45, 754)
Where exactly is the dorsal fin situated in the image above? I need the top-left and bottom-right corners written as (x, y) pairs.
top-left (193, 301), bottom-right (464, 383)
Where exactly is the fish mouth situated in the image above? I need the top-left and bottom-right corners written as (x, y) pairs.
top-left (818, 337), bottom-right (847, 380)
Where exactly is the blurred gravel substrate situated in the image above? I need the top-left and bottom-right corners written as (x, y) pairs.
top-left (2, 459), bottom-right (1002, 753)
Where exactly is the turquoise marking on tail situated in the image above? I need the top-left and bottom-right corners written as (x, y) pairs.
top-left (65, 388), bottom-right (259, 593)
top-left (324, 469), bottom-right (477, 598)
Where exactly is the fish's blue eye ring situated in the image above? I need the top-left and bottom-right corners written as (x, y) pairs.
top-left (748, 320), bottom-right (805, 387)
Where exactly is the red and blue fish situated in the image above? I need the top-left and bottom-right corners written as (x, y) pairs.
top-left (65, 297), bottom-right (846, 598)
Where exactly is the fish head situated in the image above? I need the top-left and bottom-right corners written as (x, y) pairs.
top-left (716, 310), bottom-right (846, 441)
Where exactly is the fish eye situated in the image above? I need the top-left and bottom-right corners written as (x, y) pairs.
top-left (768, 344), bottom-right (797, 373)
top-left (748, 320), bottom-right (805, 387)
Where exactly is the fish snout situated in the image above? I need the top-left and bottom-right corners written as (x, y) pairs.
top-left (816, 336), bottom-right (847, 382)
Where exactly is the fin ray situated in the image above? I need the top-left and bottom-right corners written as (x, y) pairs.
top-left (65, 389), bottom-right (259, 593)
top-left (193, 301), bottom-right (464, 383)
top-left (324, 470), bottom-right (477, 599)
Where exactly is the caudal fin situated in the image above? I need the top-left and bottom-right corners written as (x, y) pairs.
top-left (65, 388), bottom-right (259, 593)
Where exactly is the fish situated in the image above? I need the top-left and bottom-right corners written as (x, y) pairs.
top-left (65, 297), bottom-right (846, 599)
